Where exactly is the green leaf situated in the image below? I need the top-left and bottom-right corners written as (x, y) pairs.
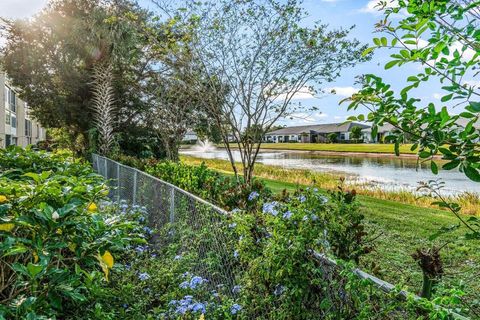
top-left (385, 60), bottom-right (399, 70)
top-left (3, 245), bottom-right (28, 257)
top-left (464, 165), bottom-right (480, 182)
top-left (431, 161), bottom-right (438, 174)
top-left (362, 47), bottom-right (375, 57)
top-left (27, 263), bottom-right (43, 278)
top-left (441, 93), bottom-right (453, 102)
top-left (442, 160), bottom-right (460, 170)
top-left (468, 101), bottom-right (480, 112)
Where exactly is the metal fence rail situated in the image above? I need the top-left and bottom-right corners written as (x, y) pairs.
top-left (91, 154), bottom-right (468, 319)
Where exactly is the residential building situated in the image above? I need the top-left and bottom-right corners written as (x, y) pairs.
top-left (182, 130), bottom-right (198, 143)
top-left (362, 123), bottom-right (397, 143)
top-left (0, 72), bottom-right (46, 148)
top-left (264, 122), bottom-right (370, 143)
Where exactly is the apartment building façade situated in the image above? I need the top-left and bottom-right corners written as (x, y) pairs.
top-left (0, 72), bottom-right (46, 148)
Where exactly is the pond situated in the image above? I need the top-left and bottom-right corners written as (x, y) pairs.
top-left (181, 148), bottom-right (479, 195)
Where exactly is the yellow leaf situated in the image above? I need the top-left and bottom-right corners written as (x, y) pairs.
top-left (0, 195), bottom-right (7, 203)
top-left (87, 202), bottom-right (98, 212)
top-left (96, 254), bottom-right (110, 282)
top-left (101, 186), bottom-right (110, 196)
top-left (33, 251), bottom-right (39, 263)
top-left (199, 314), bottom-right (205, 320)
top-left (56, 228), bottom-right (62, 235)
top-left (68, 243), bottom-right (77, 252)
top-left (101, 251), bottom-right (114, 269)
top-left (0, 223), bottom-right (15, 232)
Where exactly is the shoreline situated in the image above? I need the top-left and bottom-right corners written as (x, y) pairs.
top-left (209, 145), bottom-right (438, 160)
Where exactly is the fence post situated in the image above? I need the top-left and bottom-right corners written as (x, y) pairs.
top-left (117, 162), bottom-right (120, 203)
top-left (170, 187), bottom-right (175, 223)
top-left (103, 157), bottom-right (107, 178)
top-left (133, 170), bottom-right (137, 205)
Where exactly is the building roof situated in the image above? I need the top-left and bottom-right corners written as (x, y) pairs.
top-left (362, 123), bottom-right (397, 133)
top-left (362, 118), bottom-right (480, 134)
top-left (267, 122), bottom-right (370, 135)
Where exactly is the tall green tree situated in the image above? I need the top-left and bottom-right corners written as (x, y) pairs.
top-left (0, 0), bottom-right (154, 156)
top-left (157, 0), bottom-right (370, 184)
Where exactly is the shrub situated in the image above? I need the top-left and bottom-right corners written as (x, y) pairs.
top-left (327, 133), bottom-right (338, 143)
top-left (0, 147), bottom-right (143, 319)
top-left (145, 160), bottom-right (271, 211)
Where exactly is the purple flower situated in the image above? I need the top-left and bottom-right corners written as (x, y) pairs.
top-left (262, 201), bottom-right (279, 216)
top-left (189, 276), bottom-right (206, 289)
top-left (233, 250), bottom-right (239, 258)
top-left (135, 245), bottom-right (148, 254)
top-left (231, 304), bottom-right (242, 315)
top-left (179, 281), bottom-right (189, 289)
top-left (175, 305), bottom-right (188, 315)
top-left (248, 191), bottom-right (259, 201)
top-left (143, 226), bottom-right (153, 235)
top-left (191, 302), bottom-right (206, 313)
top-left (282, 211), bottom-right (292, 219)
top-left (298, 195), bottom-right (306, 203)
top-left (138, 272), bottom-right (150, 281)
top-left (318, 195), bottom-right (328, 204)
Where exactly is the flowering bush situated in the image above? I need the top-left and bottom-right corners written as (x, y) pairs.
top-left (0, 148), bottom-right (144, 319)
top-left (145, 160), bottom-right (270, 210)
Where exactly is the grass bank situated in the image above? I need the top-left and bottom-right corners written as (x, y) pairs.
top-left (180, 155), bottom-right (480, 309)
top-left (222, 143), bottom-right (417, 155)
top-left (181, 156), bottom-right (480, 215)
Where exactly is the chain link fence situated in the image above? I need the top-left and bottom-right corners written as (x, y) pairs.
top-left (92, 154), bottom-right (468, 319)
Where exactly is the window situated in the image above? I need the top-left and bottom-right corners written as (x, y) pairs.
top-left (11, 137), bottom-right (17, 146)
top-left (10, 91), bottom-right (16, 112)
top-left (25, 119), bottom-right (32, 137)
top-left (340, 133), bottom-right (345, 140)
top-left (11, 116), bottom-right (16, 128)
top-left (5, 135), bottom-right (11, 147)
top-left (5, 111), bottom-right (11, 125)
top-left (5, 86), bottom-right (16, 112)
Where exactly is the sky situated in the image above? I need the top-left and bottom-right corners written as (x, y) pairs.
top-left (0, 0), bottom-right (462, 126)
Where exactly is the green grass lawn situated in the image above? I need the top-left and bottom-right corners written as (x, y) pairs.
top-left (224, 143), bottom-right (417, 154)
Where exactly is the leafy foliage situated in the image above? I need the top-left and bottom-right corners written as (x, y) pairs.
top-left (0, 147), bottom-right (143, 319)
top-left (345, 0), bottom-right (480, 181)
top-left (145, 160), bottom-right (271, 211)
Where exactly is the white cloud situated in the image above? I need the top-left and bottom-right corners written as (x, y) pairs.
top-left (320, 0), bottom-right (340, 2)
top-left (0, 0), bottom-right (47, 19)
top-left (275, 86), bottom-right (316, 101)
top-left (325, 86), bottom-right (359, 97)
top-left (287, 112), bottom-right (328, 124)
top-left (432, 93), bottom-right (442, 100)
top-left (360, 0), bottom-right (397, 14)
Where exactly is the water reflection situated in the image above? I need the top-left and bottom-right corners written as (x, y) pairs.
top-left (181, 149), bottom-right (479, 196)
